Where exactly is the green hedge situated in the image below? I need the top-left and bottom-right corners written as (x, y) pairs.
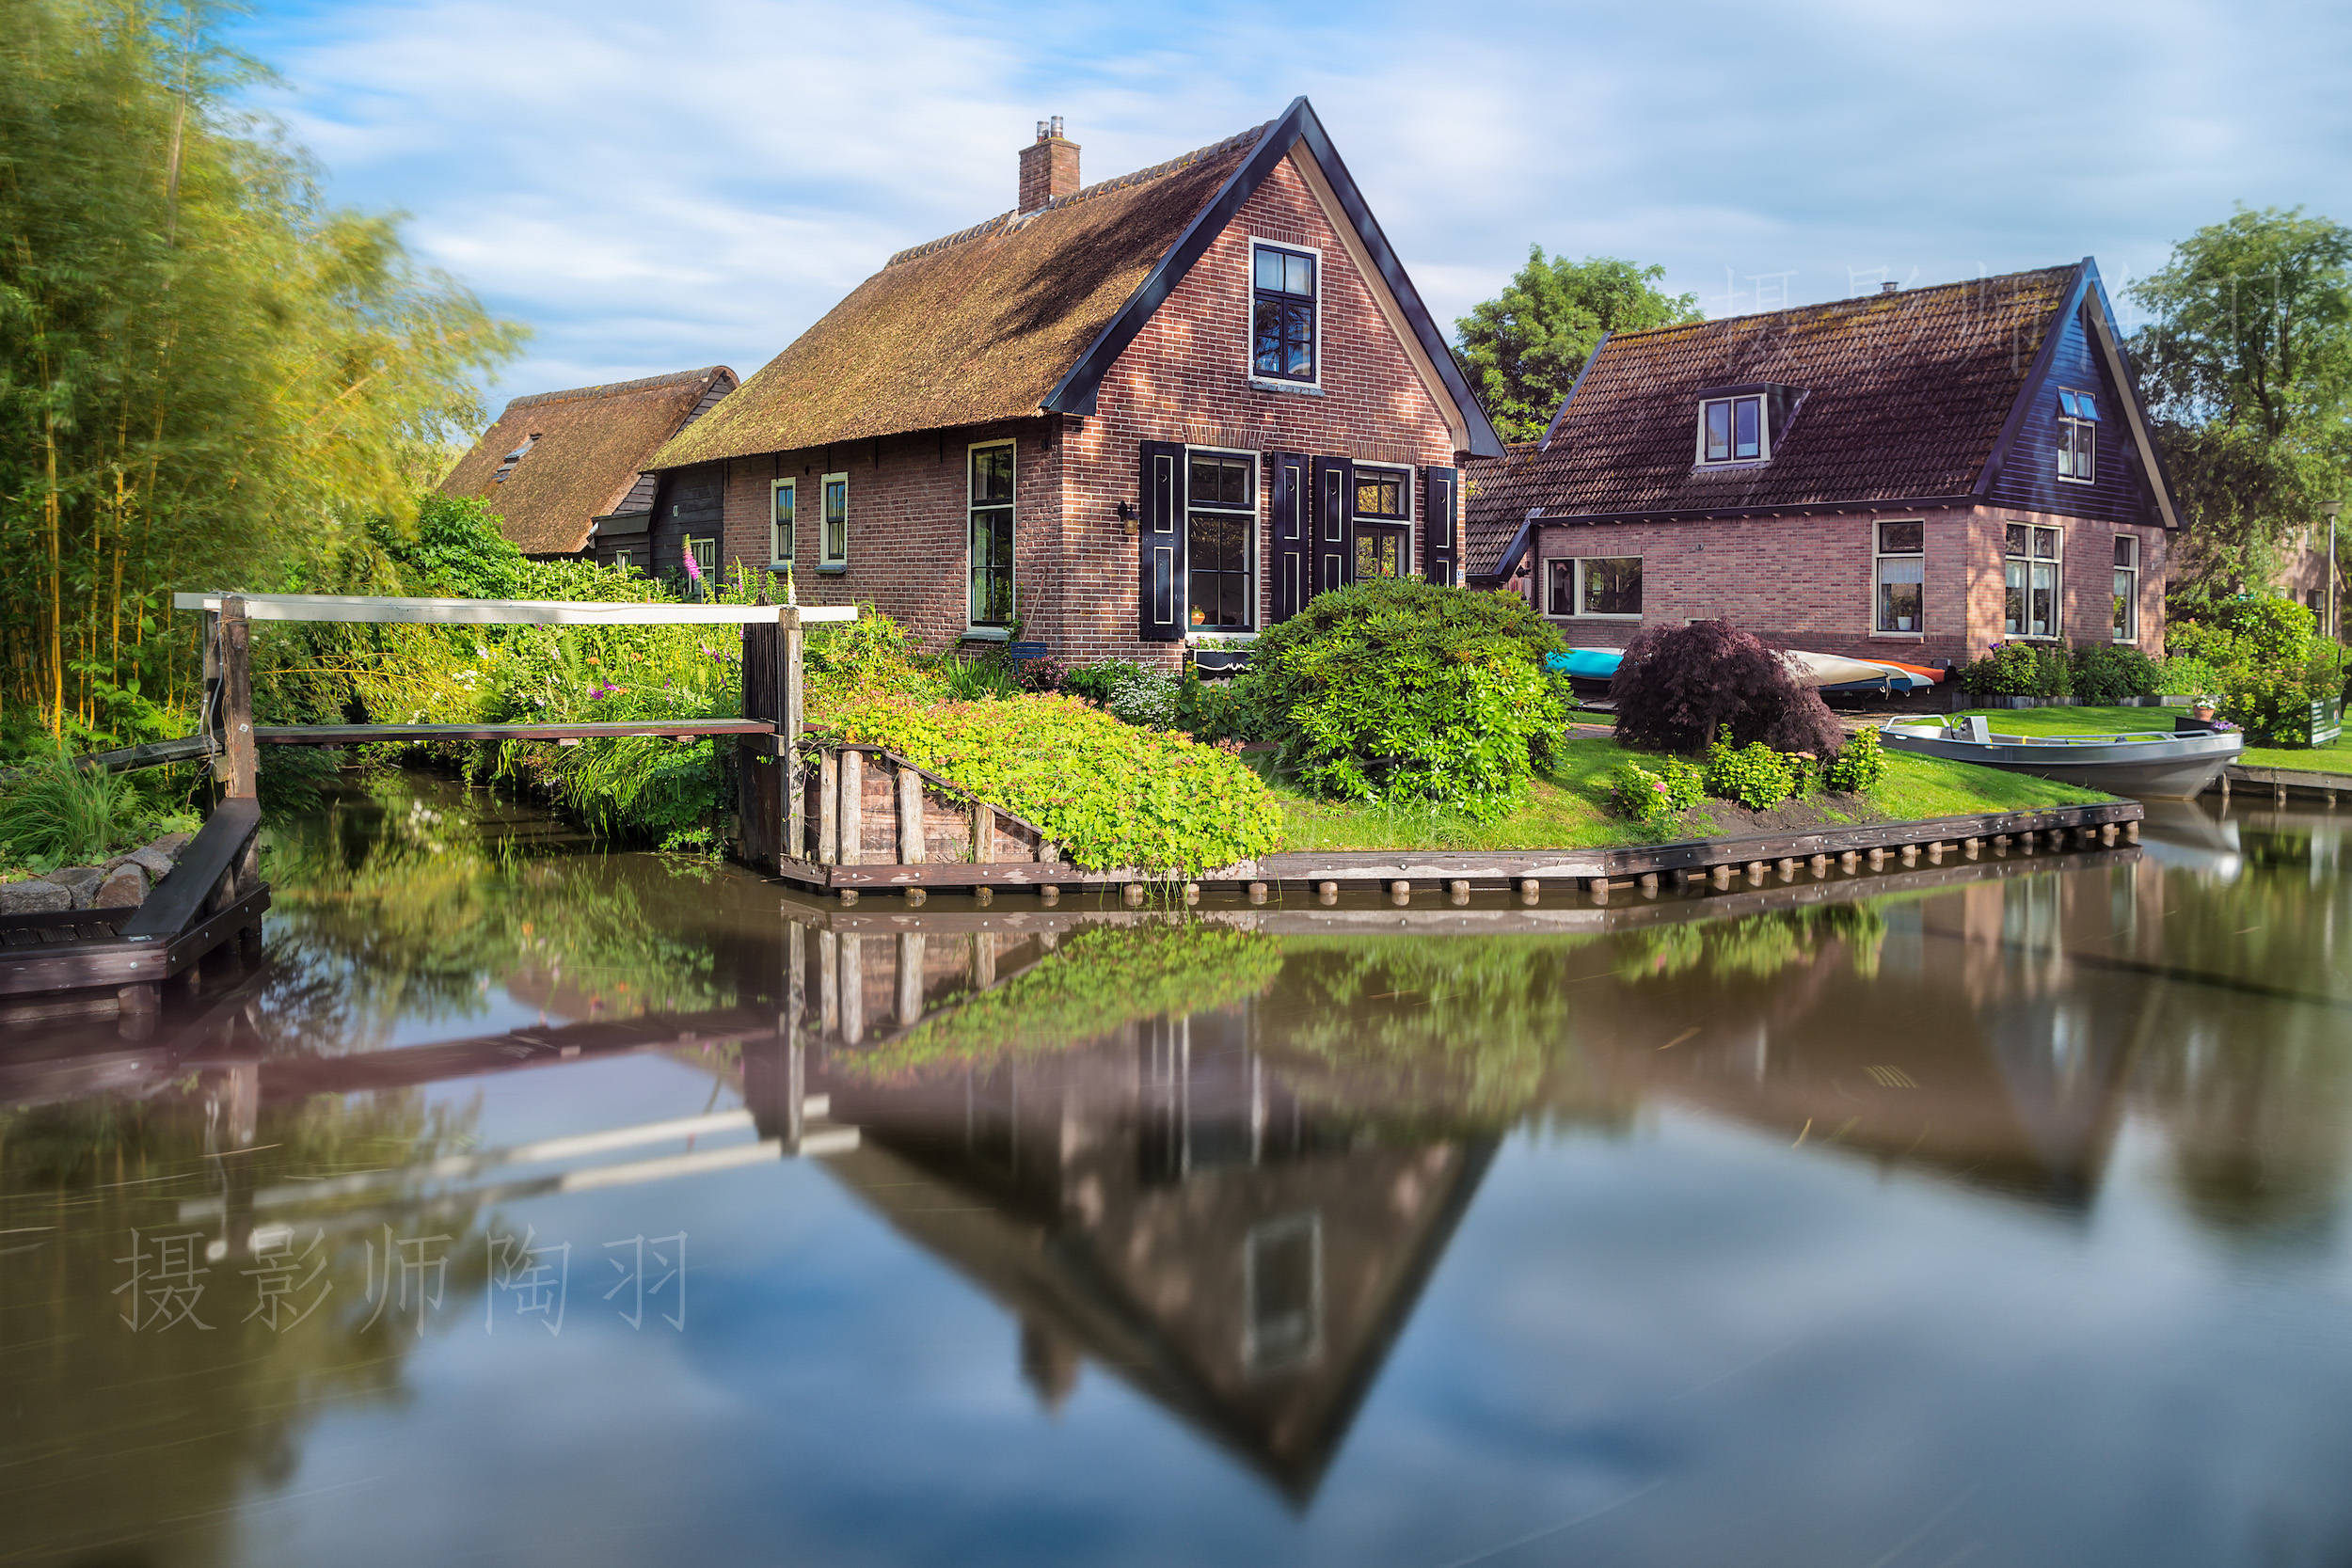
top-left (1241, 578), bottom-right (1570, 820)
top-left (812, 690), bottom-right (1282, 874)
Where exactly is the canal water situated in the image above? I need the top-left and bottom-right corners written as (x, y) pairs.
top-left (3, 772), bottom-right (2348, 1567)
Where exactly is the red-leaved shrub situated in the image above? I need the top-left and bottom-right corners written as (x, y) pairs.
top-left (1611, 621), bottom-right (1845, 756)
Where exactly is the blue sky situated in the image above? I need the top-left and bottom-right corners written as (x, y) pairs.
top-left (229, 0), bottom-right (2352, 410)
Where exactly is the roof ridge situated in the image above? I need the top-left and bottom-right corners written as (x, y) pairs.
top-left (502, 366), bottom-right (730, 410)
top-left (885, 121), bottom-right (1273, 269)
top-left (1602, 264), bottom-right (2079, 344)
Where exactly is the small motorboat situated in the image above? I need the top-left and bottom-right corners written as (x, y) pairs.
top-left (1880, 716), bottom-right (2243, 800)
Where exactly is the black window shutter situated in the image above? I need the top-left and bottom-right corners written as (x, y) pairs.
top-left (1424, 467), bottom-right (1459, 585)
top-left (1137, 441), bottom-right (1186, 641)
top-left (1311, 455), bottom-right (1353, 596)
top-left (1270, 451), bottom-right (1311, 621)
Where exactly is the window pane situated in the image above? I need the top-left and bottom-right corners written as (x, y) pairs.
top-left (2113, 570), bottom-right (2134, 638)
top-left (1255, 249), bottom-right (1283, 291)
top-left (2034, 528), bottom-right (2058, 559)
top-left (972, 445), bottom-right (1013, 504)
top-left (773, 484), bottom-right (794, 527)
top-left (1705, 402), bottom-right (1731, 462)
top-left (1733, 397), bottom-right (1760, 459)
top-left (1284, 302), bottom-right (1314, 377)
top-left (2077, 424), bottom-right (2093, 481)
top-left (2006, 524), bottom-right (2029, 558)
top-left (1355, 472), bottom-right (1404, 519)
top-left (2114, 535), bottom-right (2135, 567)
top-left (2077, 393), bottom-right (2098, 420)
top-left (1253, 299), bottom-right (1282, 376)
top-left (1547, 560), bottom-right (1574, 616)
top-left (1581, 557), bottom-right (1643, 616)
top-left (1878, 520), bottom-right (1923, 554)
top-left (824, 480), bottom-right (847, 522)
top-left (2031, 561), bottom-right (2058, 637)
top-left (2004, 561), bottom-right (2026, 634)
top-left (1877, 559), bottom-right (1924, 633)
top-left (2058, 390), bottom-right (2076, 417)
top-left (1286, 252), bottom-right (1314, 296)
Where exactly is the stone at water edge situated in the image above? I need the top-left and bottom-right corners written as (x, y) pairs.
top-left (47, 865), bottom-right (105, 909)
top-left (115, 844), bottom-right (178, 879)
top-left (146, 832), bottom-right (191, 859)
top-left (0, 879), bottom-right (73, 915)
top-left (95, 864), bottom-right (147, 909)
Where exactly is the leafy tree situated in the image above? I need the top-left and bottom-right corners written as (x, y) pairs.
top-left (1454, 249), bottom-right (1701, 445)
top-left (2126, 207), bottom-right (2352, 606)
top-left (0, 0), bottom-right (522, 750)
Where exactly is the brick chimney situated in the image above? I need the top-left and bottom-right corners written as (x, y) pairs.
top-left (1018, 117), bottom-right (1079, 214)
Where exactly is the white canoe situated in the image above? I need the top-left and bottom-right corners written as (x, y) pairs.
top-left (1782, 650), bottom-right (1927, 690)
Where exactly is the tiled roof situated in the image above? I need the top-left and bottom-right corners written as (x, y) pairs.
top-left (443, 367), bottom-right (736, 555)
top-left (1465, 265), bottom-right (2081, 574)
top-left (652, 125), bottom-right (1269, 469)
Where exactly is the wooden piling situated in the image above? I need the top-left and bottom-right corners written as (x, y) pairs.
top-left (1448, 879), bottom-right (1470, 906)
top-left (1248, 881), bottom-right (1269, 905)
top-left (818, 752), bottom-right (840, 865)
top-left (1317, 881), bottom-right (1339, 906)
top-left (218, 597), bottom-right (258, 800)
top-left (1518, 879), bottom-right (1539, 906)
top-left (838, 751), bottom-right (865, 866)
top-left (896, 763), bottom-right (925, 864)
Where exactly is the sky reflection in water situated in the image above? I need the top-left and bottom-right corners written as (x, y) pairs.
top-left (2, 774), bottom-right (2348, 1568)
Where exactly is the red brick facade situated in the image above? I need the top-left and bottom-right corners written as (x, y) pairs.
top-left (1522, 506), bottom-right (2169, 663)
top-left (677, 153), bottom-right (1468, 666)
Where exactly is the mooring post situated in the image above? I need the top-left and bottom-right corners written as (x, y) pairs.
top-left (218, 596), bottom-right (258, 801)
top-left (838, 750), bottom-right (865, 866)
top-left (739, 604), bottom-right (803, 872)
top-left (896, 762), bottom-right (925, 864)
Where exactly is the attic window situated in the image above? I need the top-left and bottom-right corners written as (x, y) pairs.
top-left (1251, 243), bottom-right (1318, 384)
top-left (1698, 396), bottom-right (1766, 464)
top-left (493, 433), bottom-right (539, 483)
top-left (2057, 389), bottom-right (2097, 483)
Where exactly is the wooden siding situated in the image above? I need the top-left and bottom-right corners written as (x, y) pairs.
top-left (1985, 301), bottom-right (2161, 528)
top-left (649, 464), bottom-right (725, 578)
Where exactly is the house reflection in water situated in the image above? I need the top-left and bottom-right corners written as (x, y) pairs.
top-left (814, 1005), bottom-right (1494, 1503)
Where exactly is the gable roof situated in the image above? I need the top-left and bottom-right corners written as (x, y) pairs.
top-left (444, 366), bottom-right (736, 555)
top-left (1465, 261), bottom-right (2176, 578)
top-left (653, 98), bottom-right (1502, 470)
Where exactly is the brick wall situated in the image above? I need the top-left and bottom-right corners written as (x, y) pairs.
top-left (1056, 152), bottom-right (1460, 665)
top-left (1528, 505), bottom-right (2170, 662)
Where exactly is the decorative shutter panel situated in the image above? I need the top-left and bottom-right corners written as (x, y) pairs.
top-left (1311, 456), bottom-right (1354, 595)
top-left (1137, 441), bottom-right (1186, 641)
top-left (1423, 467), bottom-right (1460, 586)
top-left (1270, 451), bottom-right (1311, 622)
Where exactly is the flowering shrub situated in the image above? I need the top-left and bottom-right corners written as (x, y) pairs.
top-left (1702, 731), bottom-right (1799, 810)
top-left (1822, 723), bottom-right (1883, 793)
top-left (1610, 761), bottom-right (1678, 827)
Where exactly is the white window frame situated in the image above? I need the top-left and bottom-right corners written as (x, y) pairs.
top-left (1542, 555), bottom-right (1644, 621)
top-left (610, 547), bottom-right (634, 571)
top-left (1350, 460), bottom-right (1415, 579)
top-left (2112, 532), bottom-right (2139, 643)
top-left (1246, 238), bottom-right (1325, 392)
top-left (1695, 394), bottom-right (1770, 466)
top-left (966, 438), bottom-right (1016, 635)
top-left (684, 534), bottom-right (719, 578)
top-left (769, 477), bottom-right (796, 569)
top-left (818, 470), bottom-right (849, 570)
top-left (2057, 389), bottom-right (2097, 484)
top-left (1243, 1212), bottom-right (1323, 1374)
top-left (1871, 519), bottom-right (1926, 639)
top-left (1184, 444), bottom-right (1260, 641)
top-left (2002, 523), bottom-right (2065, 641)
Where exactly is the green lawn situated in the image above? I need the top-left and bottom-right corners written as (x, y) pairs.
top-left (1948, 705), bottom-right (2352, 774)
top-left (1254, 736), bottom-right (2106, 854)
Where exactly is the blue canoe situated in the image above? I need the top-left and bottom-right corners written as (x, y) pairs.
top-left (1546, 648), bottom-right (1623, 682)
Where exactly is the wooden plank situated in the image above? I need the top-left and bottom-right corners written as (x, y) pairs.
top-left (120, 800), bottom-right (262, 940)
top-left (837, 750), bottom-right (864, 867)
top-left (219, 597), bottom-right (258, 800)
top-left (174, 592), bottom-right (857, 626)
top-left (973, 804), bottom-right (996, 864)
top-left (0, 886), bottom-right (265, 997)
top-left (254, 720), bottom-right (775, 746)
top-left (896, 762), bottom-right (925, 864)
top-left (2227, 764), bottom-right (2352, 793)
top-left (817, 752), bottom-right (839, 865)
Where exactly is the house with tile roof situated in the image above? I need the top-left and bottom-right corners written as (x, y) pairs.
top-left (442, 365), bottom-right (737, 562)
top-left (643, 99), bottom-right (1503, 664)
top-left (1465, 261), bottom-right (2182, 664)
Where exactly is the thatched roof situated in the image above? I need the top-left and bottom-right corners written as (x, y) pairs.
top-left (443, 366), bottom-right (736, 555)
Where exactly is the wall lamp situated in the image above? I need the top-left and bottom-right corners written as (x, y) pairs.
top-left (1117, 499), bottom-right (1137, 535)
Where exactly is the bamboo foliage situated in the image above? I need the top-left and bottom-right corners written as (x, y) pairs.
top-left (0, 0), bottom-right (523, 748)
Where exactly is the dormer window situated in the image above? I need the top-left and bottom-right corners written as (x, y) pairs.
top-left (2057, 389), bottom-right (2097, 483)
top-left (1698, 395), bottom-right (1766, 464)
top-left (1251, 242), bottom-right (1318, 384)
top-left (492, 433), bottom-right (538, 483)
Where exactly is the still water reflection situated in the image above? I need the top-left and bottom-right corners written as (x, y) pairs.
top-left (3, 772), bottom-right (2349, 1567)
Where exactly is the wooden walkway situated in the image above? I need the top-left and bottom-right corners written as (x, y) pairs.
top-left (2220, 763), bottom-right (2352, 803)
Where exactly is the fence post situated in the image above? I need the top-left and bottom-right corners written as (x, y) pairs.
top-left (738, 605), bottom-right (806, 873)
top-left (218, 596), bottom-right (258, 801)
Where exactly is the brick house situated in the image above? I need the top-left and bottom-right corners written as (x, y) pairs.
top-left (1464, 261), bottom-right (2183, 665)
top-left (643, 99), bottom-right (1502, 664)
top-left (441, 366), bottom-right (737, 562)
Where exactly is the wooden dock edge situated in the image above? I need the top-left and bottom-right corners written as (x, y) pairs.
top-left (2217, 764), bottom-right (2351, 803)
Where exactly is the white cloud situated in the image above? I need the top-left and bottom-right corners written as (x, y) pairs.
top-left (236, 0), bottom-right (2352, 406)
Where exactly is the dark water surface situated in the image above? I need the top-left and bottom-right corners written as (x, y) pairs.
top-left (4, 774), bottom-right (2350, 1568)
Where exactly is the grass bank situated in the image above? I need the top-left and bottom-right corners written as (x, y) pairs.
top-left (1949, 705), bottom-right (2352, 774)
top-left (1258, 736), bottom-right (2106, 854)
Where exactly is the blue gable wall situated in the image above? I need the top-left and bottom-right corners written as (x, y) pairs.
top-left (1985, 292), bottom-right (2162, 527)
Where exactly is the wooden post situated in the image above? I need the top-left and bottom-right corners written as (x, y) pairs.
top-left (1317, 880), bottom-right (1339, 906)
top-left (1518, 879), bottom-right (1539, 906)
top-left (972, 803), bottom-right (997, 864)
top-left (838, 750), bottom-right (864, 866)
top-left (1247, 881), bottom-right (1269, 905)
top-left (818, 752), bottom-right (839, 865)
top-left (897, 933), bottom-right (925, 1025)
top-left (896, 762), bottom-right (925, 863)
top-left (218, 596), bottom-right (258, 800)
top-left (839, 934), bottom-right (865, 1046)
top-left (1447, 879), bottom-right (1470, 906)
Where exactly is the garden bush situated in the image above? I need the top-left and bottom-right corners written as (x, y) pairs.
top-left (1609, 761), bottom-right (1677, 828)
top-left (1176, 672), bottom-right (1266, 745)
top-left (2070, 643), bottom-right (2162, 705)
top-left (0, 750), bottom-right (199, 873)
top-left (812, 690), bottom-right (1281, 875)
top-left (1611, 620), bottom-right (1842, 756)
top-left (1059, 658), bottom-right (1152, 706)
top-left (1701, 731), bottom-right (1799, 810)
top-left (1957, 642), bottom-right (2073, 698)
top-left (2153, 655), bottom-right (2227, 697)
top-left (1240, 578), bottom-right (1571, 819)
top-left (1821, 723), bottom-right (1883, 794)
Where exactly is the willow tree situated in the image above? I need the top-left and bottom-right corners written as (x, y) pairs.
top-left (0, 0), bottom-right (522, 748)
